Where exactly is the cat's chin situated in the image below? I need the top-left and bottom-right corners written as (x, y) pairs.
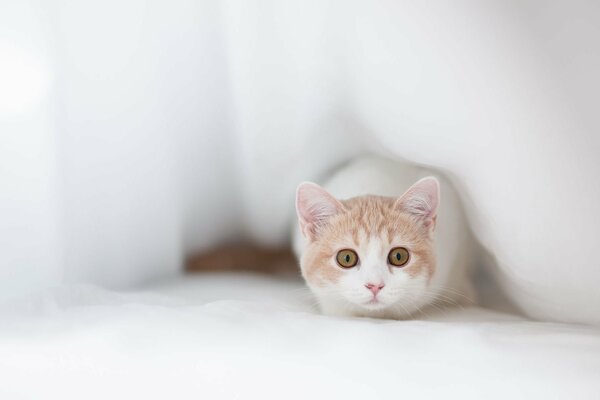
top-left (355, 298), bottom-right (424, 318)
top-left (356, 300), bottom-right (389, 311)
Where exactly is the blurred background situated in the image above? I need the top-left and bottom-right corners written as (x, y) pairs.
top-left (1, 0), bottom-right (599, 325)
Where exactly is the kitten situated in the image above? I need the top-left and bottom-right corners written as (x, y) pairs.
top-left (293, 156), bottom-right (474, 319)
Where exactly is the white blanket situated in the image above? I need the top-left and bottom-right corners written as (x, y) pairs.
top-left (2, 273), bottom-right (599, 399)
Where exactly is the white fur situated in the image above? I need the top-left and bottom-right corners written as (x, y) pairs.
top-left (294, 155), bottom-right (475, 318)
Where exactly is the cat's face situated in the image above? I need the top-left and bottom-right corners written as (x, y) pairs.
top-left (296, 178), bottom-right (439, 316)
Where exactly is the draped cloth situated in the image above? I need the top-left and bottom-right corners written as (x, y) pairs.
top-left (1, 0), bottom-right (599, 325)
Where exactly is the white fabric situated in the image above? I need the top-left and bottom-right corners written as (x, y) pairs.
top-left (1, 1), bottom-right (600, 324)
top-left (1, 274), bottom-right (599, 399)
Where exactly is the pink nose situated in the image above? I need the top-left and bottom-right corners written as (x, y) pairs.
top-left (365, 283), bottom-right (385, 296)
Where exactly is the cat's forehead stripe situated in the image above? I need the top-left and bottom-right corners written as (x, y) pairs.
top-left (336, 195), bottom-right (423, 241)
top-left (351, 228), bottom-right (359, 247)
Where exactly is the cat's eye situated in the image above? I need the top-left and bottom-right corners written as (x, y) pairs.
top-left (336, 249), bottom-right (359, 268)
top-left (388, 247), bottom-right (410, 267)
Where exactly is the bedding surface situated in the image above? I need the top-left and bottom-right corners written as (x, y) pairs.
top-left (1, 273), bottom-right (599, 399)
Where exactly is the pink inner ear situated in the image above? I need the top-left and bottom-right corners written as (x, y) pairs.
top-left (296, 182), bottom-right (344, 240)
top-left (395, 177), bottom-right (440, 226)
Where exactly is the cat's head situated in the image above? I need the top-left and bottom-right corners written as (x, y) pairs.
top-left (295, 177), bottom-right (439, 315)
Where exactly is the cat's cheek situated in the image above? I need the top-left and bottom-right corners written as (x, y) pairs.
top-left (310, 269), bottom-right (343, 288)
top-left (403, 250), bottom-right (436, 282)
top-left (302, 258), bottom-right (343, 288)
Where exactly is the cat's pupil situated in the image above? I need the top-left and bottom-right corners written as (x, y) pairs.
top-left (396, 252), bottom-right (401, 261)
top-left (345, 254), bottom-right (350, 263)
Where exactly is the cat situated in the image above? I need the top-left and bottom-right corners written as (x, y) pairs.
top-left (293, 155), bottom-right (474, 319)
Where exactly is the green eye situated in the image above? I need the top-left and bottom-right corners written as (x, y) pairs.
top-left (388, 247), bottom-right (410, 267)
top-left (336, 249), bottom-right (359, 268)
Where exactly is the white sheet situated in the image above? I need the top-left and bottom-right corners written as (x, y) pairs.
top-left (3, 0), bottom-right (600, 326)
top-left (2, 273), bottom-right (599, 399)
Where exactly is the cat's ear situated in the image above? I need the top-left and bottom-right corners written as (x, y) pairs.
top-left (296, 182), bottom-right (345, 240)
top-left (395, 177), bottom-right (440, 231)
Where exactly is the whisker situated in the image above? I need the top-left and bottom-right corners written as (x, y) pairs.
top-left (431, 286), bottom-right (474, 303)
top-left (405, 298), bottom-right (430, 320)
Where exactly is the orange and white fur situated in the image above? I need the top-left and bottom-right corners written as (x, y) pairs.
top-left (293, 156), bottom-right (474, 319)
